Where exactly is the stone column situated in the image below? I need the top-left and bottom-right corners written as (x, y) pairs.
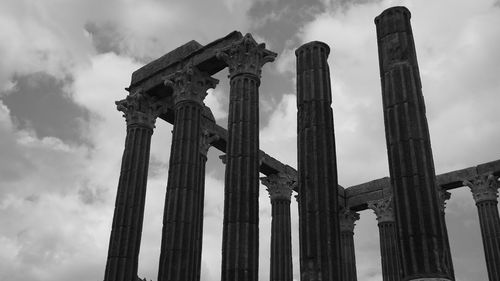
top-left (261, 174), bottom-right (294, 281)
top-left (438, 189), bottom-right (455, 281)
top-left (368, 196), bottom-right (401, 281)
top-left (463, 174), bottom-right (500, 281)
top-left (339, 209), bottom-right (360, 281)
top-left (104, 91), bottom-right (165, 281)
top-left (158, 66), bottom-right (218, 281)
top-left (191, 130), bottom-right (219, 281)
top-left (375, 7), bottom-right (454, 280)
top-left (216, 33), bottom-right (276, 281)
top-left (296, 41), bottom-right (342, 281)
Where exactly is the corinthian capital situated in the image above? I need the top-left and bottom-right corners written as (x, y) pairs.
top-left (339, 208), bottom-right (360, 233)
top-left (216, 33), bottom-right (277, 79)
top-left (261, 173), bottom-right (295, 201)
top-left (367, 196), bottom-right (394, 223)
top-left (199, 129), bottom-right (219, 157)
top-left (164, 65), bottom-right (219, 105)
top-left (463, 174), bottom-right (499, 203)
top-left (116, 90), bottom-right (166, 129)
top-left (438, 188), bottom-right (451, 214)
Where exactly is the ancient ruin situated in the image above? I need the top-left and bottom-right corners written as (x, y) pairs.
top-left (104, 6), bottom-right (500, 281)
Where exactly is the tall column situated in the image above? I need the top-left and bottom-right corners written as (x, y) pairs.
top-left (104, 91), bottom-right (165, 281)
top-left (375, 7), bottom-right (454, 280)
top-left (296, 41), bottom-right (342, 281)
top-left (368, 196), bottom-right (402, 281)
top-left (463, 174), bottom-right (500, 281)
top-left (437, 189), bottom-right (455, 281)
top-left (158, 66), bottom-right (218, 281)
top-left (191, 130), bottom-right (219, 281)
top-left (261, 173), bottom-right (294, 281)
top-left (339, 209), bottom-right (360, 281)
top-left (216, 33), bottom-right (276, 281)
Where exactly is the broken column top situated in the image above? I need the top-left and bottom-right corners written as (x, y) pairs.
top-left (375, 6), bottom-right (412, 37)
top-left (295, 41), bottom-right (330, 56)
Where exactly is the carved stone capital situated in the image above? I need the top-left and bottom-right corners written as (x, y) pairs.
top-left (116, 90), bottom-right (166, 129)
top-left (367, 196), bottom-right (395, 223)
top-left (164, 65), bottom-right (218, 106)
top-left (463, 174), bottom-right (499, 203)
top-left (216, 33), bottom-right (277, 79)
top-left (260, 173), bottom-right (295, 201)
top-left (339, 208), bottom-right (360, 233)
top-left (219, 154), bottom-right (227, 165)
top-left (199, 130), bottom-right (219, 157)
top-left (438, 188), bottom-right (451, 214)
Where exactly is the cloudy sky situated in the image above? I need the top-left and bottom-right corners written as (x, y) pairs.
top-left (1, 0), bottom-right (500, 280)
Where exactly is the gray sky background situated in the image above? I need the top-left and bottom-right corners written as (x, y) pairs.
top-left (0, 0), bottom-right (499, 280)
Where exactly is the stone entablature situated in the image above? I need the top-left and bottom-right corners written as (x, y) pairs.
top-left (261, 173), bottom-right (295, 201)
top-left (367, 196), bottom-right (394, 223)
top-left (164, 66), bottom-right (219, 106)
top-left (116, 90), bottom-right (166, 130)
top-left (216, 33), bottom-right (277, 79)
top-left (339, 209), bottom-right (360, 232)
top-left (463, 174), bottom-right (499, 203)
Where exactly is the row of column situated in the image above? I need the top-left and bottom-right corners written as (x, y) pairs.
top-left (104, 33), bottom-right (276, 281)
top-left (104, 7), bottom-right (500, 281)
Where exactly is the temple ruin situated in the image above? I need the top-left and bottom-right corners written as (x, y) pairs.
top-left (103, 6), bottom-right (500, 281)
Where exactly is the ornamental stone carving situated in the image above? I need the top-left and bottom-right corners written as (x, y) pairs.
top-left (219, 154), bottom-right (227, 165)
top-left (463, 174), bottom-right (500, 203)
top-left (199, 130), bottom-right (219, 157)
top-left (116, 90), bottom-right (166, 129)
top-left (163, 65), bottom-right (219, 105)
top-left (367, 196), bottom-right (395, 223)
top-left (339, 208), bottom-right (360, 232)
top-left (261, 173), bottom-right (295, 201)
top-left (216, 33), bottom-right (277, 79)
top-left (438, 188), bottom-right (451, 214)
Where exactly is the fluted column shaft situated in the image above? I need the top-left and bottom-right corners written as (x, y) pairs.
top-left (438, 190), bottom-right (455, 280)
top-left (158, 67), bottom-right (218, 281)
top-left (368, 196), bottom-right (402, 281)
top-left (105, 92), bottom-right (164, 281)
top-left (375, 7), bottom-right (453, 280)
top-left (340, 210), bottom-right (360, 281)
top-left (296, 41), bottom-right (342, 281)
top-left (262, 174), bottom-right (295, 281)
top-left (217, 34), bottom-right (276, 281)
top-left (464, 174), bottom-right (500, 281)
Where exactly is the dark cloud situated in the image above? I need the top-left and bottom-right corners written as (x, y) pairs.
top-left (2, 72), bottom-right (90, 146)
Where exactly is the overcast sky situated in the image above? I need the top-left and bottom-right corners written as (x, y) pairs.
top-left (1, 0), bottom-right (499, 280)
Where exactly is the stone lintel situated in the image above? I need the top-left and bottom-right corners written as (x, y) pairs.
top-left (346, 159), bottom-right (500, 211)
top-left (128, 31), bottom-right (244, 95)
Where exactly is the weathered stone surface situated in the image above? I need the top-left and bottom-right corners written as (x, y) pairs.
top-left (128, 31), bottom-right (243, 95)
top-left (464, 174), bottom-right (500, 281)
top-left (219, 34), bottom-right (276, 281)
top-left (345, 160), bottom-right (500, 211)
top-left (296, 41), bottom-right (342, 281)
top-left (261, 174), bottom-right (294, 281)
top-left (368, 196), bottom-right (402, 281)
top-left (375, 6), bottom-right (453, 280)
top-left (339, 209), bottom-right (359, 281)
top-left (104, 92), bottom-right (166, 281)
top-left (158, 66), bottom-right (217, 281)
